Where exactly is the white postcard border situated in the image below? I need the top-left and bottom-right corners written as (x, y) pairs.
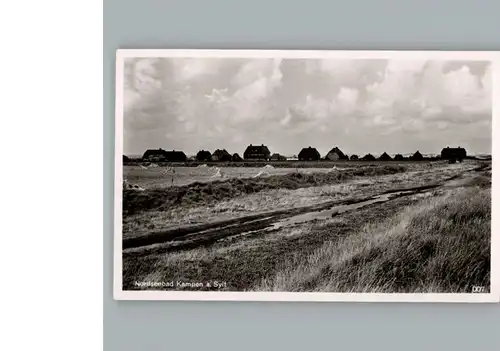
top-left (113, 49), bottom-right (500, 303)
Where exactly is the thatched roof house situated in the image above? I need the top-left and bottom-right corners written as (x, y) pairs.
top-left (211, 149), bottom-right (232, 162)
top-left (350, 155), bottom-right (359, 161)
top-left (142, 148), bottom-right (187, 162)
top-left (361, 153), bottom-right (376, 161)
top-left (142, 148), bottom-right (167, 161)
top-left (325, 147), bottom-right (348, 161)
top-left (232, 153), bottom-right (243, 162)
top-left (410, 150), bottom-right (424, 161)
top-left (166, 150), bottom-right (187, 162)
top-left (165, 150), bottom-right (187, 162)
top-left (196, 150), bottom-right (212, 162)
top-left (440, 147), bottom-right (466, 162)
top-left (244, 144), bottom-right (271, 160)
top-left (270, 153), bottom-right (287, 161)
top-left (298, 146), bottom-right (321, 161)
top-left (379, 152), bottom-right (393, 161)
top-left (394, 154), bottom-right (405, 161)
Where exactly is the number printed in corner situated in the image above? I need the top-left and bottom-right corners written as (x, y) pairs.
top-left (472, 286), bottom-right (485, 293)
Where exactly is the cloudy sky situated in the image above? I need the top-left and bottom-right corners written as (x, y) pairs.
top-left (123, 57), bottom-right (492, 157)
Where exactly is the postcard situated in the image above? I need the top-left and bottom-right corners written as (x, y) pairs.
top-left (114, 49), bottom-right (499, 302)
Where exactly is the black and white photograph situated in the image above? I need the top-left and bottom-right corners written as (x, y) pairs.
top-left (114, 49), bottom-right (499, 302)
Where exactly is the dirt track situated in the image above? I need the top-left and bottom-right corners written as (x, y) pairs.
top-left (123, 163), bottom-right (489, 257)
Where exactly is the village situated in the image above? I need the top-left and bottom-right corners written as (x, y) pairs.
top-left (123, 145), bottom-right (473, 165)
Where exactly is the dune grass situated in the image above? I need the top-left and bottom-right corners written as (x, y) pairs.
top-left (122, 183), bottom-right (358, 236)
top-left (122, 162), bottom-right (475, 236)
top-left (122, 164), bottom-right (408, 215)
top-left (123, 194), bottom-right (423, 291)
top-left (257, 186), bottom-right (491, 293)
top-left (122, 161), bottom-right (490, 292)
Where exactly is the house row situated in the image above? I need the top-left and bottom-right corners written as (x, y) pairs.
top-left (137, 145), bottom-right (278, 162)
top-left (297, 146), bottom-right (467, 162)
top-left (297, 146), bottom-right (428, 162)
top-left (130, 145), bottom-right (468, 163)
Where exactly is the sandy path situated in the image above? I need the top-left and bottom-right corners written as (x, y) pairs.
top-left (123, 164), bottom-right (487, 255)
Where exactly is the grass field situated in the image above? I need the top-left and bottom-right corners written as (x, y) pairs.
top-left (124, 164), bottom-right (338, 188)
top-left (122, 160), bottom-right (491, 293)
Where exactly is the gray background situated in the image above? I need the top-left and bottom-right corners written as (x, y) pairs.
top-left (104, 1), bottom-right (500, 350)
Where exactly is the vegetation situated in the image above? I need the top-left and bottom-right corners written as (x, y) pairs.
top-left (123, 194), bottom-right (420, 290)
top-left (258, 186), bottom-right (490, 293)
top-left (125, 159), bottom-right (432, 168)
top-left (122, 160), bottom-right (491, 293)
top-left (123, 164), bottom-right (407, 215)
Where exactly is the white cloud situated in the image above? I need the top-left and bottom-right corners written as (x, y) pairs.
top-left (333, 87), bottom-right (359, 114)
top-left (204, 88), bottom-right (229, 104)
top-left (372, 114), bottom-right (395, 127)
top-left (297, 95), bottom-right (331, 120)
top-left (234, 59), bottom-right (282, 99)
top-left (436, 121), bottom-right (448, 130)
top-left (385, 60), bottom-right (426, 73)
top-left (422, 106), bottom-right (443, 118)
top-left (280, 109), bottom-right (292, 126)
top-left (482, 64), bottom-right (492, 92)
top-left (184, 121), bottom-right (196, 133)
top-left (170, 58), bottom-right (222, 81)
top-left (133, 59), bottom-right (162, 91)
